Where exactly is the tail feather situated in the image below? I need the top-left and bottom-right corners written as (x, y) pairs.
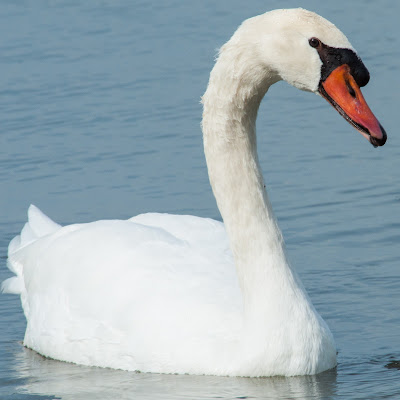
top-left (17, 204), bottom-right (61, 251)
top-left (2, 205), bottom-right (61, 295)
top-left (1, 276), bottom-right (25, 294)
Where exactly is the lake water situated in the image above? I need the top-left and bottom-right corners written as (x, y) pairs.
top-left (0, 0), bottom-right (399, 399)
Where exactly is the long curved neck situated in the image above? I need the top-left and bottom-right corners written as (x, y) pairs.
top-left (202, 43), bottom-right (301, 319)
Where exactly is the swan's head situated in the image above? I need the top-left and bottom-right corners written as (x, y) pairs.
top-left (233, 8), bottom-right (387, 146)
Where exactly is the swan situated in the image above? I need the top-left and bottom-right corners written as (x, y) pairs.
top-left (2, 8), bottom-right (386, 377)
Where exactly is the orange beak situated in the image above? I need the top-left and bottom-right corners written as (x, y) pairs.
top-left (319, 64), bottom-right (386, 147)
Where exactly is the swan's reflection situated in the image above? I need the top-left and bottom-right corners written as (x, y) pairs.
top-left (13, 346), bottom-right (337, 400)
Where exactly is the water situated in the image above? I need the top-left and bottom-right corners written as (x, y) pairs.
top-left (0, 0), bottom-right (399, 398)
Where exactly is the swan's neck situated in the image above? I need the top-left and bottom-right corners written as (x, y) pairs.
top-left (202, 43), bottom-right (305, 322)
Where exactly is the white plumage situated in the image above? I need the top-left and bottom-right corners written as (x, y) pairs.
top-left (3, 8), bottom-right (373, 376)
top-left (5, 206), bottom-right (243, 374)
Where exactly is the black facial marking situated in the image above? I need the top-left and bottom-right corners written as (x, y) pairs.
top-left (315, 42), bottom-right (370, 87)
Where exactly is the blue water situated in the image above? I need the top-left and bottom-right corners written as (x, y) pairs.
top-left (1, 1), bottom-right (399, 399)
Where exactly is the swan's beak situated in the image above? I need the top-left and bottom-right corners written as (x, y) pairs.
top-left (319, 64), bottom-right (386, 147)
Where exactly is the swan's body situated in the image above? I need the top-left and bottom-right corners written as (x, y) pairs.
top-left (2, 9), bottom-right (386, 377)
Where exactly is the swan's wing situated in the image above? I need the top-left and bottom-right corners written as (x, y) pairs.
top-left (4, 206), bottom-right (241, 373)
top-left (130, 212), bottom-right (230, 251)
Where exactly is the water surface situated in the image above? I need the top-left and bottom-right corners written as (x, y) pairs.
top-left (1, 1), bottom-right (399, 399)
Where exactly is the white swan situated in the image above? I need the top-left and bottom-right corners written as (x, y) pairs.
top-left (2, 8), bottom-right (386, 377)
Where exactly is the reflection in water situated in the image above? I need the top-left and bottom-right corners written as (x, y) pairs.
top-left (13, 346), bottom-right (337, 400)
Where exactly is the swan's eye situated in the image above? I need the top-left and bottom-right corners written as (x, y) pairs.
top-left (309, 37), bottom-right (321, 48)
